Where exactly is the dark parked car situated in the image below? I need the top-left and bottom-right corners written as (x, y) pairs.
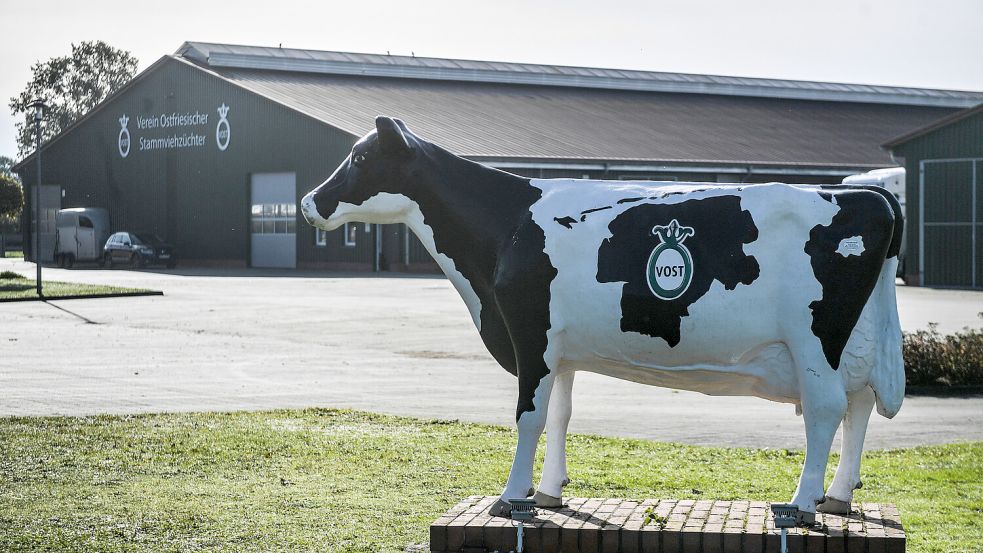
top-left (104, 232), bottom-right (178, 268)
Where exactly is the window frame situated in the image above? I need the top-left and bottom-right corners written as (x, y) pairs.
top-left (344, 222), bottom-right (357, 247)
top-left (250, 202), bottom-right (297, 236)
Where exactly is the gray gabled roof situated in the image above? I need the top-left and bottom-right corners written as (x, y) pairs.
top-left (193, 61), bottom-right (952, 169)
top-left (177, 41), bottom-right (983, 109)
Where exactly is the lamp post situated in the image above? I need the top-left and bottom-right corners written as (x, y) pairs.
top-left (27, 99), bottom-right (47, 297)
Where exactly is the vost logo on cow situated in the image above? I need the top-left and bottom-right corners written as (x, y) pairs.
top-left (646, 219), bottom-right (695, 300)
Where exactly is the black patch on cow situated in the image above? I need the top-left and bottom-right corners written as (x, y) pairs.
top-left (580, 206), bottom-right (613, 222)
top-left (408, 148), bottom-right (557, 420)
top-left (596, 196), bottom-right (760, 346)
top-left (618, 197), bottom-right (646, 204)
top-left (554, 216), bottom-right (577, 229)
top-left (820, 184), bottom-right (904, 259)
top-left (661, 188), bottom-right (708, 198)
top-left (805, 190), bottom-right (894, 370)
top-left (492, 214), bottom-right (559, 419)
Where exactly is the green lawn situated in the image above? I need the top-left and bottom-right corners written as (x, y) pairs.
top-left (0, 272), bottom-right (156, 300)
top-left (0, 410), bottom-right (978, 552)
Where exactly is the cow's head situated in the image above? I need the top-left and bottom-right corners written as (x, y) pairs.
top-left (302, 116), bottom-right (419, 230)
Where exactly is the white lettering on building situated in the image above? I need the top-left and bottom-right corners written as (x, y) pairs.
top-left (118, 104), bottom-right (230, 157)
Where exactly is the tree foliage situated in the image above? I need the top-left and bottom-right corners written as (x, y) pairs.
top-left (0, 155), bottom-right (17, 178)
top-left (0, 157), bottom-right (21, 230)
top-left (0, 173), bottom-right (23, 220)
top-left (9, 41), bottom-right (138, 157)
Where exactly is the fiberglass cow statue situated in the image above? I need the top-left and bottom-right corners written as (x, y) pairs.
top-left (301, 117), bottom-right (905, 524)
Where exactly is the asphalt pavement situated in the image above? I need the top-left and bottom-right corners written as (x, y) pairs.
top-left (1, 257), bottom-right (980, 449)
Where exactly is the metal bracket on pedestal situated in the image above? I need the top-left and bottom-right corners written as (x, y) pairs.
top-left (509, 498), bottom-right (536, 553)
top-left (771, 503), bottom-right (799, 553)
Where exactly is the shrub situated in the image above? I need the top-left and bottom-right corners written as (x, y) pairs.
top-left (0, 270), bottom-right (25, 279)
top-left (903, 320), bottom-right (983, 387)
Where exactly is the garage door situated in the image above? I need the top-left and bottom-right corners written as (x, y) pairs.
top-left (31, 185), bottom-right (61, 263)
top-left (250, 172), bottom-right (296, 268)
top-left (920, 158), bottom-right (983, 288)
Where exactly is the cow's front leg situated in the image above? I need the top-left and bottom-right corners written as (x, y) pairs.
top-left (790, 349), bottom-right (848, 524)
top-left (534, 370), bottom-right (575, 507)
top-left (820, 385), bottom-right (875, 514)
top-left (490, 373), bottom-right (555, 517)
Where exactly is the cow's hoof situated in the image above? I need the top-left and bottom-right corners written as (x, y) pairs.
top-left (489, 499), bottom-right (512, 518)
top-left (855, 480), bottom-right (863, 490)
top-left (527, 487), bottom-right (535, 497)
top-left (796, 510), bottom-right (817, 526)
top-left (817, 497), bottom-right (852, 514)
top-left (532, 490), bottom-right (563, 508)
top-left (561, 478), bottom-right (571, 487)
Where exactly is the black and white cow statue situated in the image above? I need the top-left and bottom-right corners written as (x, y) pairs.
top-left (302, 117), bottom-right (905, 524)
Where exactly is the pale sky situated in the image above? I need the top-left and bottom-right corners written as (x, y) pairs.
top-left (2, 0), bottom-right (982, 161)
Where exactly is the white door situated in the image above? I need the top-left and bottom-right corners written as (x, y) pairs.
top-left (77, 215), bottom-right (97, 261)
top-left (250, 172), bottom-right (297, 268)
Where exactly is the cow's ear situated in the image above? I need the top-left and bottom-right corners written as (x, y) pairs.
top-left (376, 116), bottom-right (412, 157)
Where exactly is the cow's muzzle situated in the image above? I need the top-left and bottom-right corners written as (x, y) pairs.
top-left (301, 191), bottom-right (324, 228)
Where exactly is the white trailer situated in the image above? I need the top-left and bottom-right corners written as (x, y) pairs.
top-left (54, 207), bottom-right (111, 268)
top-left (842, 167), bottom-right (905, 214)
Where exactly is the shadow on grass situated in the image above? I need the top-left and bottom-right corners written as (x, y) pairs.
top-left (0, 281), bottom-right (34, 293)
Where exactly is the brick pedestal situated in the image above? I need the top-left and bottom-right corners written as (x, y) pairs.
top-left (429, 496), bottom-right (905, 553)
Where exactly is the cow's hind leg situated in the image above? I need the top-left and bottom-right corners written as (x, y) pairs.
top-left (820, 386), bottom-right (875, 514)
top-left (790, 349), bottom-right (848, 524)
top-left (534, 370), bottom-right (575, 506)
top-left (489, 373), bottom-right (555, 517)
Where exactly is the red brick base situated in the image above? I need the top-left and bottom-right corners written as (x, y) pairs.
top-left (429, 496), bottom-right (905, 553)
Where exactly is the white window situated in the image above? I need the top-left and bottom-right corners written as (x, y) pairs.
top-left (250, 203), bottom-right (296, 235)
top-left (344, 222), bottom-right (358, 247)
top-left (315, 228), bottom-right (328, 246)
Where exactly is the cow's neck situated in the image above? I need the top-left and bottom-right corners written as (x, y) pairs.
top-left (401, 147), bottom-right (541, 322)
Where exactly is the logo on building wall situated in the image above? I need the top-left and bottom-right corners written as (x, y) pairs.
top-left (215, 103), bottom-right (231, 151)
top-left (646, 219), bottom-right (695, 300)
top-left (118, 115), bottom-right (131, 158)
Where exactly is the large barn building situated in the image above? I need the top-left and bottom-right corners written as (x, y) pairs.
top-left (16, 42), bottom-right (983, 273)
top-left (885, 103), bottom-right (983, 288)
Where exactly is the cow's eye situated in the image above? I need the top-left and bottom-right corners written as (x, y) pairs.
top-left (352, 153), bottom-right (367, 165)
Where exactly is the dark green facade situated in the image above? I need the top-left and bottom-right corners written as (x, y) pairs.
top-left (17, 56), bottom-right (433, 270)
top-left (888, 106), bottom-right (983, 288)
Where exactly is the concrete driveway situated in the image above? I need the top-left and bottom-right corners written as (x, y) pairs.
top-left (1, 258), bottom-right (980, 449)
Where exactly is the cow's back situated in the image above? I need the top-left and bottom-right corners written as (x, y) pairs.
top-left (526, 180), bottom-right (896, 401)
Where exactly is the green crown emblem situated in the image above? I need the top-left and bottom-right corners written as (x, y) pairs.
top-left (646, 219), bottom-right (695, 300)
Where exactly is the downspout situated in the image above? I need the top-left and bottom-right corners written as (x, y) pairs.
top-left (888, 149), bottom-right (902, 167)
top-left (373, 223), bottom-right (381, 272)
top-left (741, 165), bottom-right (753, 183)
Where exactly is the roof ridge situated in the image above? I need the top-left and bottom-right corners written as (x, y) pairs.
top-left (176, 41), bottom-right (983, 108)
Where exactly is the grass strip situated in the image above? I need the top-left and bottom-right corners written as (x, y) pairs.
top-left (0, 409), bottom-right (978, 552)
top-left (0, 272), bottom-right (156, 301)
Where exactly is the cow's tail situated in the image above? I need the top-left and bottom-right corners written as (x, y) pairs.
top-left (869, 186), bottom-right (905, 418)
top-left (869, 230), bottom-right (905, 418)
